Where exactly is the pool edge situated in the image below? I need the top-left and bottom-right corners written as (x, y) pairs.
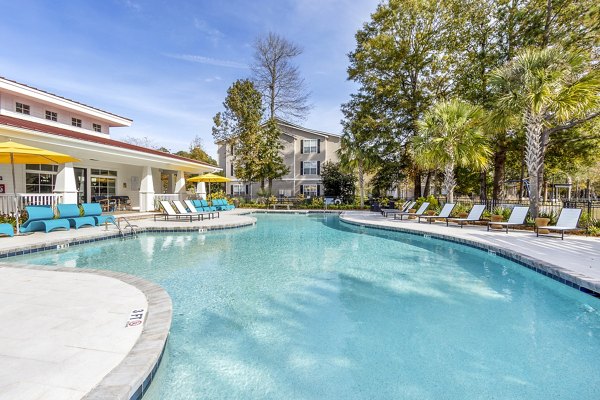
top-left (339, 213), bottom-right (600, 298)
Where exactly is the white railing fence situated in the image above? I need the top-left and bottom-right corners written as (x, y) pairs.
top-left (153, 193), bottom-right (188, 210)
top-left (0, 194), bottom-right (62, 215)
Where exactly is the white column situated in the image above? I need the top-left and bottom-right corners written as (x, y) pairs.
top-left (196, 182), bottom-right (207, 199)
top-left (139, 166), bottom-right (155, 212)
top-left (174, 170), bottom-right (186, 200)
top-left (54, 163), bottom-right (78, 204)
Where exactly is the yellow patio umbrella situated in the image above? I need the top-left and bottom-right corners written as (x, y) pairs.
top-left (0, 141), bottom-right (80, 234)
top-left (187, 173), bottom-right (230, 196)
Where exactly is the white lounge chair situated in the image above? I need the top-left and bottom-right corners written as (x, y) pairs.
top-left (172, 200), bottom-right (212, 221)
top-left (446, 204), bottom-right (486, 228)
top-left (383, 201), bottom-right (416, 218)
top-left (393, 202), bottom-right (430, 221)
top-left (154, 200), bottom-right (196, 222)
top-left (535, 208), bottom-right (582, 240)
top-left (487, 206), bottom-right (529, 233)
top-left (185, 199), bottom-right (219, 219)
top-left (418, 203), bottom-right (455, 224)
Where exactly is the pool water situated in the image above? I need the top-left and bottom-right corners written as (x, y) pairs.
top-left (11, 214), bottom-right (600, 399)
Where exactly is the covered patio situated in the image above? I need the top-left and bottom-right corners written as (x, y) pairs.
top-left (0, 115), bottom-right (219, 215)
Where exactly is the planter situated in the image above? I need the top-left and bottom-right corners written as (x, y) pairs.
top-left (458, 212), bottom-right (468, 218)
top-left (535, 217), bottom-right (551, 234)
top-left (408, 208), bottom-right (417, 220)
top-left (490, 215), bottom-right (504, 229)
top-left (425, 210), bottom-right (436, 216)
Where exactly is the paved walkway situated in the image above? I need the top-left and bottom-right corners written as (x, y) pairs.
top-left (341, 211), bottom-right (600, 293)
top-left (0, 267), bottom-right (147, 400)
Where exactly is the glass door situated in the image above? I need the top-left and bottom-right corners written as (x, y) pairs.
top-left (74, 167), bottom-right (87, 204)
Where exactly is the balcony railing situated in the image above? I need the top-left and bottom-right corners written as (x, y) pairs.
top-left (0, 193), bottom-right (62, 215)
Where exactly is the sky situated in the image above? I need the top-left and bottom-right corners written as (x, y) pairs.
top-left (0, 0), bottom-right (380, 158)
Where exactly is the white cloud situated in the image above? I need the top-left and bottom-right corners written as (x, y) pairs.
top-left (193, 18), bottom-right (224, 45)
top-left (164, 53), bottom-right (248, 69)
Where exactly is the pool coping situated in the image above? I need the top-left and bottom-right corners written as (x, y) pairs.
top-left (0, 262), bottom-right (172, 400)
top-left (0, 219), bottom-right (256, 259)
top-left (339, 213), bottom-right (600, 298)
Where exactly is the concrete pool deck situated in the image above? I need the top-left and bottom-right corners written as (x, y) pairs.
top-left (1, 209), bottom-right (598, 399)
top-left (340, 211), bottom-right (600, 295)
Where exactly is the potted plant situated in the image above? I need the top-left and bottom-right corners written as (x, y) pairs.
top-left (490, 207), bottom-right (505, 229)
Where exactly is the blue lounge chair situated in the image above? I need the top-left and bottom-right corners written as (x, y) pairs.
top-left (212, 199), bottom-right (234, 211)
top-left (0, 223), bottom-right (14, 237)
top-left (82, 203), bottom-right (116, 225)
top-left (199, 199), bottom-right (217, 212)
top-left (57, 204), bottom-right (95, 229)
top-left (20, 205), bottom-right (70, 233)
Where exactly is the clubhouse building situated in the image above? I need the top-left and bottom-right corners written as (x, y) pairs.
top-left (0, 76), bottom-right (218, 214)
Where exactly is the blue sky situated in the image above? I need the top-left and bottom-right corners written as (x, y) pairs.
top-left (0, 0), bottom-right (379, 158)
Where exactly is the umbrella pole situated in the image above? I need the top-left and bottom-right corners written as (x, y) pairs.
top-left (10, 153), bottom-right (19, 235)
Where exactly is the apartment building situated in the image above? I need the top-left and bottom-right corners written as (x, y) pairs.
top-left (217, 118), bottom-right (341, 198)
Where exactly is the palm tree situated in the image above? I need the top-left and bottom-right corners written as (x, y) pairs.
top-left (490, 47), bottom-right (600, 217)
top-left (337, 130), bottom-right (377, 207)
top-left (413, 99), bottom-right (491, 203)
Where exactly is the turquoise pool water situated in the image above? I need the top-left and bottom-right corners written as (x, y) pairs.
top-left (10, 214), bottom-right (600, 399)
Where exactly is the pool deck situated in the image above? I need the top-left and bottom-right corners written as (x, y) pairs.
top-left (0, 210), bottom-right (255, 400)
top-left (340, 211), bottom-right (600, 294)
top-left (1, 209), bottom-right (599, 400)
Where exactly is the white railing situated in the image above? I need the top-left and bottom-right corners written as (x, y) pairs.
top-left (154, 193), bottom-right (187, 210)
top-left (0, 193), bottom-right (62, 215)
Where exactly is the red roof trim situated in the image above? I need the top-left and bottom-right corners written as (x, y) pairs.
top-left (0, 76), bottom-right (132, 123)
top-left (0, 115), bottom-right (217, 169)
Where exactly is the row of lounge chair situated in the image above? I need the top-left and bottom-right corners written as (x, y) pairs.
top-left (154, 199), bottom-right (235, 222)
top-left (18, 203), bottom-right (115, 234)
top-left (382, 202), bottom-right (582, 239)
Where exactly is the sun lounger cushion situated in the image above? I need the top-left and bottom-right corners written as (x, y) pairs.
top-left (57, 204), bottom-right (95, 229)
top-left (20, 205), bottom-right (70, 233)
top-left (82, 203), bottom-right (115, 225)
top-left (0, 223), bottom-right (14, 237)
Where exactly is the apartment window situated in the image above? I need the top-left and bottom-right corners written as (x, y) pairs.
top-left (92, 123), bottom-right (102, 132)
top-left (230, 163), bottom-right (234, 177)
top-left (25, 164), bottom-right (58, 193)
top-left (231, 184), bottom-right (245, 196)
top-left (72, 118), bottom-right (82, 127)
top-left (301, 160), bottom-right (319, 175)
top-left (302, 184), bottom-right (319, 198)
top-left (91, 169), bottom-right (117, 198)
top-left (45, 111), bottom-right (58, 121)
top-left (302, 139), bottom-right (319, 154)
top-left (16, 102), bottom-right (30, 115)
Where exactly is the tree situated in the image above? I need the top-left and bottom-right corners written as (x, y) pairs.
top-left (175, 136), bottom-right (217, 166)
top-left (347, 0), bottom-right (462, 197)
top-left (412, 99), bottom-right (491, 203)
top-left (320, 162), bottom-right (356, 203)
top-left (260, 118), bottom-right (289, 193)
top-left (251, 32), bottom-right (311, 120)
top-left (339, 94), bottom-right (382, 207)
top-left (490, 46), bottom-right (600, 217)
top-left (212, 79), bottom-right (264, 184)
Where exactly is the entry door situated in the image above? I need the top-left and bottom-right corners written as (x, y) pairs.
top-left (74, 167), bottom-right (88, 204)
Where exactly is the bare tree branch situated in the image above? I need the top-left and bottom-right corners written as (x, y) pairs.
top-left (251, 32), bottom-right (311, 121)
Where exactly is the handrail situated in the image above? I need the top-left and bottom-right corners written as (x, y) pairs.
top-left (116, 217), bottom-right (138, 237)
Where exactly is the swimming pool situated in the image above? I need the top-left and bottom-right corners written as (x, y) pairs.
top-left (10, 214), bottom-right (600, 399)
